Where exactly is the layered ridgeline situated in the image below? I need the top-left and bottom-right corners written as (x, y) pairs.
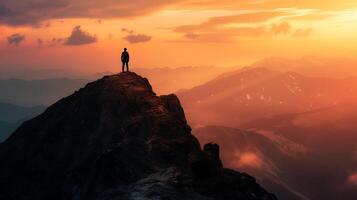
top-left (0, 72), bottom-right (277, 200)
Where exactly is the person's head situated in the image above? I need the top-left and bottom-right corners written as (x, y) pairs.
top-left (124, 48), bottom-right (127, 52)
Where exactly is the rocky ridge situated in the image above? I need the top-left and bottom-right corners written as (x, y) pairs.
top-left (0, 72), bottom-right (277, 200)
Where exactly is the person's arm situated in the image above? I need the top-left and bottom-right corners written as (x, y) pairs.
top-left (121, 53), bottom-right (124, 61)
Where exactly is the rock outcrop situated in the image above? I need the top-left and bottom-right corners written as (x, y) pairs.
top-left (0, 72), bottom-right (277, 200)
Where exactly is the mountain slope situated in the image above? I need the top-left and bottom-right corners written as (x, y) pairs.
top-left (193, 126), bottom-right (310, 200)
top-left (0, 72), bottom-right (276, 200)
top-left (178, 68), bottom-right (357, 127)
top-left (239, 102), bottom-right (357, 200)
top-left (194, 123), bottom-right (357, 200)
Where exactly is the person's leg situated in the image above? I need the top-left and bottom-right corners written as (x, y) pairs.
top-left (122, 62), bottom-right (125, 72)
top-left (126, 62), bottom-right (129, 72)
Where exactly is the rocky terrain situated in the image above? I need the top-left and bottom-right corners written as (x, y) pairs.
top-left (0, 72), bottom-right (277, 200)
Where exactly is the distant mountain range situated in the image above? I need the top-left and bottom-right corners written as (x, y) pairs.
top-left (249, 56), bottom-right (357, 78)
top-left (178, 67), bottom-right (357, 199)
top-left (194, 121), bottom-right (357, 200)
top-left (0, 66), bottom-right (232, 107)
top-left (193, 126), bottom-right (309, 200)
top-left (0, 103), bottom-right (46, 142)
top-left (135, 67), bottom-right (232, 94)
top-left (0, 102), bottom-right (45, 123)
top-left (178, 67), bottom-right (357, 127)
top-left (0, 78), bottom-right (89, 106)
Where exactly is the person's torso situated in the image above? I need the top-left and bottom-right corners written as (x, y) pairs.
top-left (122, 52), bottom-right (129, 60)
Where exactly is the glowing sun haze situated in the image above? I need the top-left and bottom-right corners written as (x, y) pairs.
top-left (0, 0), bottom-right (357, 74)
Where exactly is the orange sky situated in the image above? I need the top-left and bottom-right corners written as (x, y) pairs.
top-left (0, 0), bottom-right (357, 75)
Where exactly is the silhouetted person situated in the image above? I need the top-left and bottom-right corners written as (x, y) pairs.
top-left (121, 48), bottom-right (130, 72)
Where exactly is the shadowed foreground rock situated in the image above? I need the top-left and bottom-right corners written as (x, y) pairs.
top-left (0, 72), bottom-right (277, 200)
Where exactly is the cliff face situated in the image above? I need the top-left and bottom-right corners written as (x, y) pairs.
top-left (0, 72), bottom-right (277, 200)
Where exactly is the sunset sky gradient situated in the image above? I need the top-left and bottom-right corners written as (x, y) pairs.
top-left (1, 0), bottom-right (357, 74)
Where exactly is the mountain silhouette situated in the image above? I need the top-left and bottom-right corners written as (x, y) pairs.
top-left (0, 72), bottom-right (277, 200)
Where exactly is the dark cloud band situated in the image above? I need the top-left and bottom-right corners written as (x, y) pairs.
top-left (0, 0), bottom-right (182, 26)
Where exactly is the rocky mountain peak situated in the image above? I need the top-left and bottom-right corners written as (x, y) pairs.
top-left (0, 72), bottom-right (277, 200)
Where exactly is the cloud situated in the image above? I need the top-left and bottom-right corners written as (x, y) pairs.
top-left (122, 28), bottom-right (152, 43)
top-left (177, 0), bottom-right (357, 10)
top-left (64, 26), bottom-right (97, 46)
top-left (121, 28), bottom-right (134, 34)
top-left (287, 12), bottom-right (333, 21)
top-left (293, 28), bottom-right (313, 37)
top-left (172, 11), bottom-right (314, 42)
top-left (174, 25), bottom-right (268, 43)
top-left (0, 4), bottom-right (14, 18)
top-left (0, 0), bottom-right (350, 27)
top-left (50, 38), bottom-right (65, 47)
top-left (37, 38), bottom-right (43, 46)
top-left (7, 33), bottom-right (25, 46)
top-left (36, 37), bottom-right (64, 47)
top-left (176, 15), bottom-right (280, 41)
top-left (184, 32), bottom-right (200, 39)
top-left (205, 11), bottom-right (287, 25)
top-left (271, 22), bottom-right (291, 35)
top-left (172, 12), bottom-right (279, 42)
top-left (0, 0), bottom-right (183, 26)
top-left (124, 34), bottom-right (152, 44)
top-left (174, 11), bottom-right (285, 33)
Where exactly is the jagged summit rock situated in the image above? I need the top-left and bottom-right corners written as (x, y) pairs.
top-left (0, 72), bottom-right (277, 200)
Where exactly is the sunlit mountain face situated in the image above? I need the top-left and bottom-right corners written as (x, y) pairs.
top-left (193, 121), bottom-right (357, 200)
top-left (178, 68), bottom-right (357, 127)
top-left (193, 126), bottom-right (310, 200)
top-left (179, 68), bottom-right (357, 200)
top-left (189, 90), bottom-right (357, 200)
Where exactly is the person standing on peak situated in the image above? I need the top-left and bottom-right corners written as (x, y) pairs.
top-left (121, 48), bottom-right (130, 72)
